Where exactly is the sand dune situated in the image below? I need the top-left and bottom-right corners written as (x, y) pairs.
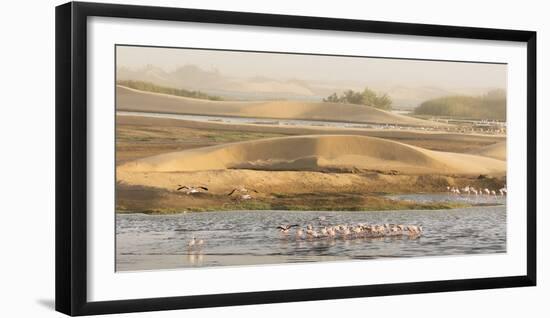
top-left (117, 86), bottom-right (444, 127)
top-left (119, 135), bottom-right (505, 176)
top-left (469, 141), bottom-right (506, 160)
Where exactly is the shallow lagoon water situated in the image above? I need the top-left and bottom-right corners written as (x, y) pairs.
top-left (118, 111), bottom-right (411, 130)
top-left (116, 195), bottom-right (506, 271)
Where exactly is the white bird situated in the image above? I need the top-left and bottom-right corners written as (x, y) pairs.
top-left (227, 187), bottom-right (258, 196)
top-left (390, 225), bottom-right (401, 234)
top-left (306, 228), bottom-right (319, 238)
top-left (177, 185), bottom-right (208, 195)
top-left (277, 224), bottom-right (298, 234)
top-left (483, 188), bottom-right (491, 195)
top-left (188, 237), bottom-right (196, 248)
top-left (227, 187), bottom-right (258, 200)
top-left (342, 227), bottom-right (351, 237)
top-left (407, 225), bottom-right (423, 235)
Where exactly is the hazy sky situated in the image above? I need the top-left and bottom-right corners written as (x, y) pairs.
top-left (117, 46), bottom-right (507, 89)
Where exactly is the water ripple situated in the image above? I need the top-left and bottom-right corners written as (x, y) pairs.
top-left (116, 203), bottom-right (506, 270)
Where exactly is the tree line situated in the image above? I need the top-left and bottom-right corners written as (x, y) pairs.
top-left (322, 87), bottom-right (392, 110)
top-left (117, 80), bottom-right (223, 101)
top-left (414, 89), bottom-right (506, 121)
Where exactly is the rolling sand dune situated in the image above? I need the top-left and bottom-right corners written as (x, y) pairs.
top-left (117, 86), bottom-right (444, 127)
top-left (469, 141), bottom-right (506, 160)
top-left (119, 135), bottom-right (505, 176)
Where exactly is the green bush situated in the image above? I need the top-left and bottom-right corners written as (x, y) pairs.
top-left (323, 87), bottom-right (392, 110)
top-left (414, 90), bottom-right (506, 120)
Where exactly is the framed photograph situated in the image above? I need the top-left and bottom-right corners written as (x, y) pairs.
top-left (55, 1), bottom-right (536, 316)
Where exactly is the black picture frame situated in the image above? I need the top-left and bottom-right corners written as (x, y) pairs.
top-left (55, 1), bottom-right (537, 316)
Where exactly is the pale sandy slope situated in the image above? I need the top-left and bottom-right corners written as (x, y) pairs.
top-left (469, 141), bottom-right (506, 160)
top-left (116, 86), bottom-right (444, 127)
top-left (119, 135), bottom-right (505, 176)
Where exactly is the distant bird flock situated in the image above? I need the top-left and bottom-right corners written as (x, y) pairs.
top-left (180, 184), bottom-right (507, 250)
top-left (277, 221), bottom-right (423, 240)
top-left (176, 184), bottom-right (507, 201)
top-left (446, 185), bottom-right (507, 197)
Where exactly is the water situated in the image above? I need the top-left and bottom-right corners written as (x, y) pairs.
top-left (118, 111), bottom-right (416, 130)
top-left (116, 198), bottom-right (506, 271)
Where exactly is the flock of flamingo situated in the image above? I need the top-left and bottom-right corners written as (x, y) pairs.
top-left (187, 221), bottom-right (423, 250)
top-left (183, 185), bottom-right (506, 249)
top-left (277, 219), bottom-right (423, 241)
top-left (446, 185), bottom-right (507, 197)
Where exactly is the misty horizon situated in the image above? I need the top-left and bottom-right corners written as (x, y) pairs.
top-left (116, 45), bottom-right (507, 108)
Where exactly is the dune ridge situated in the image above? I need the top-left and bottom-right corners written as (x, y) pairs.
top-left (117, 86), bottom-right (444, 127)
top-left (119, 135), bottom-right (506, 176)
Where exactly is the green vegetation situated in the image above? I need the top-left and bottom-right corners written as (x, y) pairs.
top-left (323, 87), bottom-right (392, 110)
top-left (414, 89), bottom-right (506, 120)
top-left (117, 126), bottom-right (285, 146)
top-left (117, 80), bottom-right (223, 101)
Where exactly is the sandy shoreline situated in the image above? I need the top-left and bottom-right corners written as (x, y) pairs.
top-left (116, 169), bottom-right (505, 213)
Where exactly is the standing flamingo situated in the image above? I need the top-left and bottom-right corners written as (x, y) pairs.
top-left (187, 237), bottom-right (196, 249)
top-left (295, 227), bottom-right (304, 239)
